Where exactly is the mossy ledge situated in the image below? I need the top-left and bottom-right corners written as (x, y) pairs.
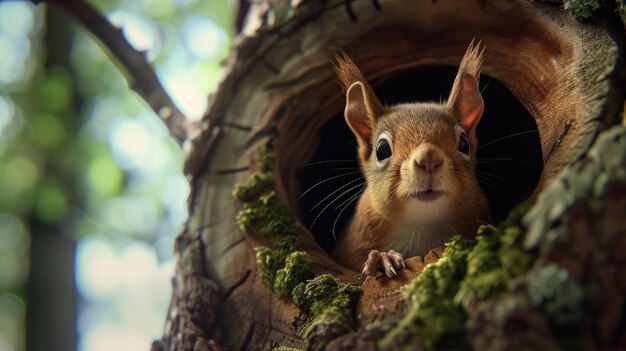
top-left (233, 147), bottom-right (361, 350)
top-left (380, 206), bottom-right (538, 350)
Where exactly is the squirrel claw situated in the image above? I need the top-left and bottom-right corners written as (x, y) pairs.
top-left (382, 253), bottom-right (397, 277)
top-left (362, 250), bottom-right (381, 276)
top-left (362, 249), bottom-right (405, 278)
top-left (387, 250), bottom-right (405, 269)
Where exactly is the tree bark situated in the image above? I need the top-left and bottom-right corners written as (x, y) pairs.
top-left (158, 1), bottom-right (625, 349)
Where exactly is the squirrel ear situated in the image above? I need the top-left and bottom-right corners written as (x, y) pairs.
top-left (335, 53), bottom-right (383, 159)
top-left (448, 41), bottom-right (485, 133)
top-left (345, 82), bottom-right (373, 144)
top-left (344, 81), bottom-right (383, 158)
top-left (452, 73), bottom-right (484, 132)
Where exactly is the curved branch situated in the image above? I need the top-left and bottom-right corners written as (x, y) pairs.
top-left (44, 0), bottom-right (191, 145)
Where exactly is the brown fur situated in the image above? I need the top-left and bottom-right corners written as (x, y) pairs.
top-left (334, 42), bottom-right (492, 271)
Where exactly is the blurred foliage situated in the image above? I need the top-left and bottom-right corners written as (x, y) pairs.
top-left (0, 3), bottom-right (46, 350)
top-left (0, 0), bottom-right (236, 350)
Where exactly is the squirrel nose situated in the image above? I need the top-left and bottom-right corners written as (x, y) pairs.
top-left (414, 159), bottom-right (443, 174)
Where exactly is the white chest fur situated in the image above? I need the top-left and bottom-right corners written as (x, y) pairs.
top-left (381, 220), bottom-right (457, 258)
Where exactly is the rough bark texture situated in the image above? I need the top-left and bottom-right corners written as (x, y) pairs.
top-left (153, 0), bottom-right (625, 350)
top-left (467, 124), bottom-right (626, 351)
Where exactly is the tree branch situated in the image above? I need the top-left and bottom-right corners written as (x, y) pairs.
top-left (44, 0), bottom-right (191, 145)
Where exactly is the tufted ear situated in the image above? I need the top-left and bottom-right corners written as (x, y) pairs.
top-left (448, 41), bottom-right (485, 133)
top-left (452, 72), bottom-right (484, 133)
top-left (334, 53), bottom-right (384, 160)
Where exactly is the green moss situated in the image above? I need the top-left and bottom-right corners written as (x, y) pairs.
top-left (307, 274), bottom-right (360, 316)
top-left (465, 226), bottom-right (500, 277)
top-left (456, 227), bottom-right (507, 307)
top-left (384, 236), bottom-right (473, 350)
top-left (236, 191), bottom-right (293, 234)
top-left (258, 191), bottom-right (291, 214)
top-left (292, 282), bottom-right (309, 309)
top-left (293, 274), bottom-right (361, 333)
top-left (274, 234), bottom-right (298, 253)
top-left (293, 277), bottom-right (361, 350)
top-left (456, 208), bottom-right (534, 309)
top-left (272, 347), bottom-right (303, 351)
top-left (235, 147), bottom-right (361, 348)
top-left (564, 0), bottom-right (602, 18)
top-left (233, 171), bottom-right (273, 202)
top-left (234, 161), bottom-right (307, 295)
top-left (405, 236), bottom-right (473, 299)
top-left (257, 146), bottom-right (276, 170)
top-left (254, 235), bottom-right (302, 287)
top-left (233, 166), bottom-right (322, 318)
top-left (460, 269), bottom-right (510, 302)
top-left (499, 227), bottom-right (533, 276)
top-left (528, 264), bottom-right (583, 326)
top-left (262, 219), bottom-right (298, 237)
top-left (308, 307), bottom-right (352, 331)
top-left (274, 251), bottom-right (314, 298)
top-left (255, 246), bottom-right (285, 286)
top-left (383, 206), bottom-right (537, 350)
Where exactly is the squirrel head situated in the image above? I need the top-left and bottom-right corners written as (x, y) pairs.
top-left (334, 42), bottom-right (490, 231)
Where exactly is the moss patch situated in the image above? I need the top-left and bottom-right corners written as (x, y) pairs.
top-left (233, 172), bottom-right (273, 202)
top-left (257, 145), bottom-right (276, 169)
top-left (234, 146), bottom-right (361, 346)
top-left (274, 251), bottom-right (314, 298)
top-left (382, 236), bottom-right (474, 351)
top-left (234, 148), bottom-right (309, 290)
top-left (455, 205), bottom-right (534, 308)
top-left (236, 191), bottom-right (295, 235)
top-left (292, 274), bottom-right (361, 334)
top-left (236, 186), bottom-right (306, 290)
top-left (382, 205), bottom-right (535, 350)
top-left (255, 245), bottom-right (288, 287)
top-left (272, 347), bottom-right (303, 351)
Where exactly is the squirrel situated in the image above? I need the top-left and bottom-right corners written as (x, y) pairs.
top-left (333, 42), bottom-right (491, 277)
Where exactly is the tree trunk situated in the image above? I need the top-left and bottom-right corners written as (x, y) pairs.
top-left (42, 0), bottom-right (622, 349)
top-left (152, 1), bottom-right (625, 350)
top-left (27, 5), bottom-right (78, 351)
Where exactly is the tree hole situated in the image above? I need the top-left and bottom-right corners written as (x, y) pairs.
top-left (297, 66), bottom-right (543, 255)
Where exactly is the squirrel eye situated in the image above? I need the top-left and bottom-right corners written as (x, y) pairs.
top-left (375, 138), bottom-right (392, 162)
top-left (458, 132), bottom-right (470, 155)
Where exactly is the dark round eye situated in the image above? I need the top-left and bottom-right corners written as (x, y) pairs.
top-left (376, 138), bottom-right (392, 161)
top-left (458, 132), bottom-right (470, 155)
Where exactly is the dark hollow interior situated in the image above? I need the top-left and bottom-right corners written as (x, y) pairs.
top-left (297, 66), bottom-right (543, 255)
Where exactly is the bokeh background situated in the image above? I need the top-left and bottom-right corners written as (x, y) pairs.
top-left (0, 0), bottom-right (236, 350)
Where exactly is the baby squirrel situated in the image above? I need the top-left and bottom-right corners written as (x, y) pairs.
top-left (333, 42), bottom-right (491, 277)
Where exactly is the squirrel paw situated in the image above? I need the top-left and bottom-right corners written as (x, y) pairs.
top-left (362, 250), bottom-right (405, 278)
